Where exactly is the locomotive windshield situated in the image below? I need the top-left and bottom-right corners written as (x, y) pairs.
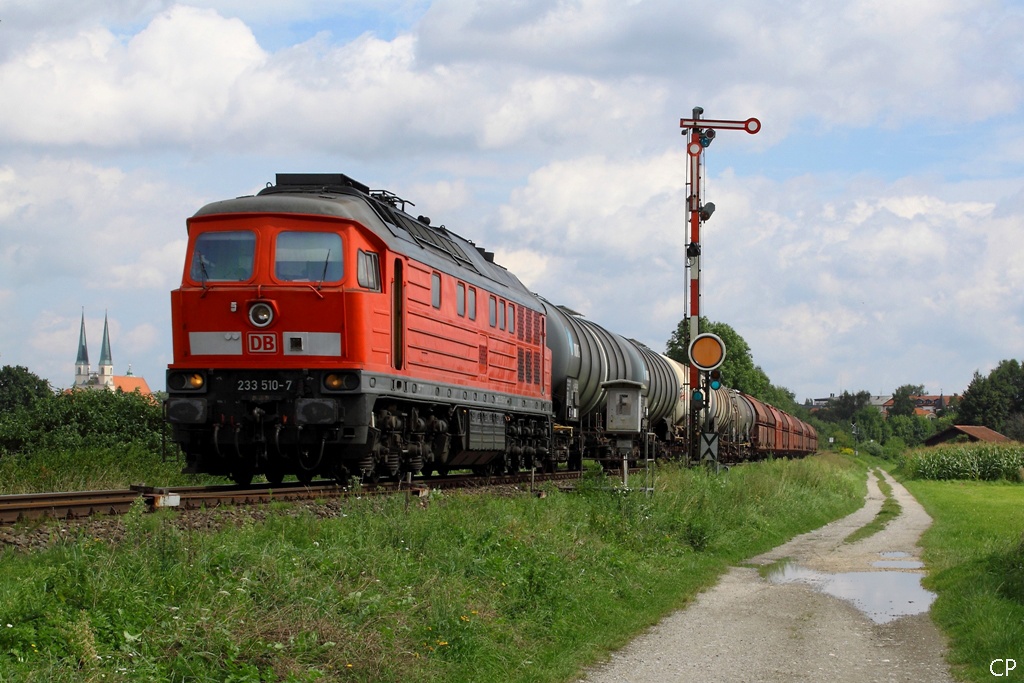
top-left (190, 231), bottom-right (255, 282)
top-left (274, 231), bottom-right (343, 282)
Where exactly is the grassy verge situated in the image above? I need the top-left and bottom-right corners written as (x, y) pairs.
top-left (903, 479), bottom-right (1024, 682)
top-left (0, 445), bottom-right (230, 494)
top-left (0, 454), bottom-right (864, 682)
top-left (843, 469), bottom-right (901, 544)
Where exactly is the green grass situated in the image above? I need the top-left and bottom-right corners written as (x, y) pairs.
top-left (903, 479), bottom-right (1024, 683)
top-left (843, 468), bottom-right (901, 544)
top-left (0, 455), bottom-right (865, 682)
top-left (0, 445), bottom-right (230, 494)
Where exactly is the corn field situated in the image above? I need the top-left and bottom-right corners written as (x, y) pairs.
top-left (901, 442), bottom-right (1024, 481)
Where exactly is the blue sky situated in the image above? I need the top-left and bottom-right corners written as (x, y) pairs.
top-left (1, 0), bottom-right (1023, 403)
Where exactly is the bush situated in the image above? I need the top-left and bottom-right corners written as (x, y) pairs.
top-left (860, 440), bottom-right (883, 458)
top-left (0, 389), bottom-right (167, 456)
top-left (901, 443), bottom-right (1024, 481)
top-left (881, 436), bottom-right (907, 461)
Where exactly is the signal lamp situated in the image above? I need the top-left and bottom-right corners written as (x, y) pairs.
top-left (699, 202), bottom-right (716, 222)
top-left (709, 369), bottom-right (722, 391)
top-left (691, 389), bottom-right (704, 409)
top-left (686, 241), bottom-right (701, 258)
top-left (700, 128), bottom-right (716, 147)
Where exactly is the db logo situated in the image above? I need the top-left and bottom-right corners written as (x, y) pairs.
top-left (991, 659), bottom-right (1017, 677)
top-left (247, 333), bottom-right (277, 354)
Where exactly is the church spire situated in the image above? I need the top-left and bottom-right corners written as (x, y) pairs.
top-left (75, 309), bottom-right (90, 387)
top-left (98, 312), bottom-right (113, 384)
top-left (76, 310), bottom-right (89, 365)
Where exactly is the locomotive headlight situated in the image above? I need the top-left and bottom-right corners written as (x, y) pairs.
top-left (323, 372), bottom-right (359, 392)
top-left (168, 371), bottom-right (205, 391)
top-left (249, 302), bottom-right (274, 328)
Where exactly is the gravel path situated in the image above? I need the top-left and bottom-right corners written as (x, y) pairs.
top-left (577, 470), bottom-right (954, 683)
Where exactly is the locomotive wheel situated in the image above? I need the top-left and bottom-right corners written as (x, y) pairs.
top-left (232, 463), bottom-right (255, 487)
top-left (265, 465), bottom-right (285, 486)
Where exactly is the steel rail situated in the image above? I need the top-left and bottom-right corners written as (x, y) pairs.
top-left (0, 490), bottom-right (141, 524)
top-left (0, 468), bottom-right (618, 525)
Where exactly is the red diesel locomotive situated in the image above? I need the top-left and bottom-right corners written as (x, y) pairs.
top-left (164, 173), bottom-right (815, 484)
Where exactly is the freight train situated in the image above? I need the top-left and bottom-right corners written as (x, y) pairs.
top-left (164, 173), bottom-right (816, 485)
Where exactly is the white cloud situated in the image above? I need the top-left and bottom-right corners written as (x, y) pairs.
top-left (1, 0), bottom-right (1023, 401)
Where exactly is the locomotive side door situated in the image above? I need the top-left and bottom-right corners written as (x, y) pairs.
top-left (392, 258), bottom-right (405, 371)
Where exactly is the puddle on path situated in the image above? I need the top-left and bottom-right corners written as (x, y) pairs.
top-left (760, 557), bottom-right (937, 624)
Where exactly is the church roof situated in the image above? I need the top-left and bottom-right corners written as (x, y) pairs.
top-left (113, 375), bottom-right (152, 395)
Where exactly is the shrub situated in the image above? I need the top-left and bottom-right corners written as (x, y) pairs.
top-left (0, 389), bottom-right (167, 456)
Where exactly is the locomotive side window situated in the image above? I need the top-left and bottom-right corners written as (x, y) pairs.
top-left (431, 272), bottom-right (442, 308)
top-left (190, 231), bottom-right (255, 282)
top-left (489, 296), bottom-right (497, 327)
top-left (457, 282), bottom-right (466, 317)
top-left (507, 304), bottom-right (515, 334)
top-left (499, 300), bottom-right (506, 331)
top-left (468, 286), bottom-right (477, 321)
top-left (357, 250), bottom-right (381, 291)
top-left (275, 232), bottom-right (342, 282)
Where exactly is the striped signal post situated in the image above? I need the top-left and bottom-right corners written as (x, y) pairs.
top-left (680, 107), bottom-right (759, 462)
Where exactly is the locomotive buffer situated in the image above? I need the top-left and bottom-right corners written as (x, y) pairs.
top-left (680, 107), bottom-right (760, 464)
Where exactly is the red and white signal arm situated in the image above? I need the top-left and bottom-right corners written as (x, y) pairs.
top-left (688, 333), bottom-right (726, 371)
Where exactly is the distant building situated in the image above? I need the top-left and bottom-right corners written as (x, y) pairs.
top-left (867, 395), bottom-right (892, 414)
top-left (73, 311), bottom-right (152, 395)
top-left (808, 394), bottom-right (892, 414)
top-left (924, 425), bottom-right (1012, 446)
top-left (881, 394), bottom-right (958, 419)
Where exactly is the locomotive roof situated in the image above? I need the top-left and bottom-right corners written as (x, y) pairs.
top-left (191, 173), bottom-right (539, 309)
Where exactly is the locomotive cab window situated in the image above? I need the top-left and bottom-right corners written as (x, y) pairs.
top-left (190, 231), bottom-right (256, 282)
top-left (357, 250), bottom-right (381, 291)
top-left (274, 232), bottom-right (342, 282)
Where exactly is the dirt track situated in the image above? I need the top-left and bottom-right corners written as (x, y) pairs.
top-left (578, 470), bottom-right (955, 683)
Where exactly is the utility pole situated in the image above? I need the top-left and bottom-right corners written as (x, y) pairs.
top-left (679, 107), bottom-right (760, 462)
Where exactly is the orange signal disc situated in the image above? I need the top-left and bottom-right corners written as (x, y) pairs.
top-left (689, 333), bottom-right (726, 371)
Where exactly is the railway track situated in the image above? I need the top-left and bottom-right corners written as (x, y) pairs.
top-left (0, 468), bottom-right (594, 525)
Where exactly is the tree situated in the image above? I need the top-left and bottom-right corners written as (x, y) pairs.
top-left (666, 317), bottom-right (785, 404)
top-left (0, 365), bottom-right (52, 413)
top-left (889, 384), bottom-right (925, 418)
top-left (887, 414), bottom-right (936, 447)
top-left (815, 390), bottom-right (872, 424)
top-left (958, 360), bottom-right (1024, 433)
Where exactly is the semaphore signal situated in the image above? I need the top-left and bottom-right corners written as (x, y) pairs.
top-left (680, 106), bottom-right (759, 462)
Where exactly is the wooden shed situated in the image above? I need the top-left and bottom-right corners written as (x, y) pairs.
top-left (923, 425), bottom-right (1012, 447)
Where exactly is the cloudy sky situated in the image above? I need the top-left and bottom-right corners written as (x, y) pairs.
top-left (1, 0), bottom-right (1022, 403)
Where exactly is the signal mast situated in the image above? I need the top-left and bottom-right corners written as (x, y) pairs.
top-left (679, 107), bottom-right (760, 463)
